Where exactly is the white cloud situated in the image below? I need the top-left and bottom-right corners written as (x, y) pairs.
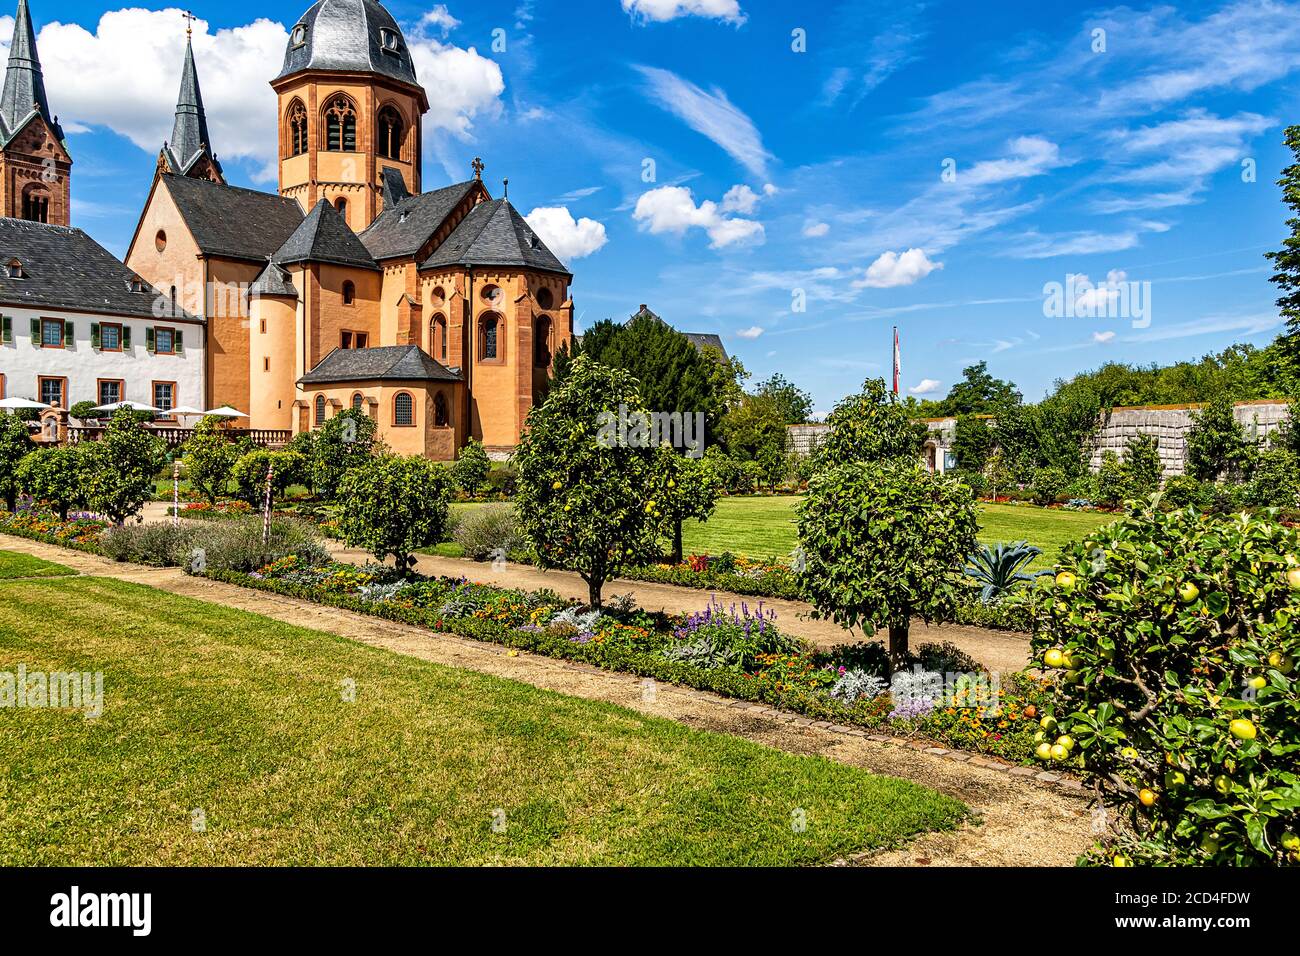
top-left (418, 5), bottom-right (461, 36)
top-left (802, 221), bottom-right (829, 237)
top-left (1012, 231), bottom-right (1141, 259)
top-left (622, 0), bottom-right (746, 25)
top-left (634, 65), bottom-right (771, 177)
top-left (720, 184), bottom-right (760, 214)
top-left (909, 378), bottom-right (942, 395)
top-left (524, 206), bottom-right (608, 260)
top-left (1093, 331), bottom-right (1116, 343)
top-left (4, 9), bottom-right (504, 183)
top-left (632, 185), bottom-right (765, 248)
top-left (735, 325), bottom-right (764, 339)
top-left (855, 248), bottom-right (942, 288)
top-left (962, 136), bottom-right (1066, 186)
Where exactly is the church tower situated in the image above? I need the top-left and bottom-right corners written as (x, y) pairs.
top-left (271, 0), bottom-right (427, 232)
top-left (0, 0), bottom-right (70, 225)
top-left (157, 24), bottom-right (224, 183)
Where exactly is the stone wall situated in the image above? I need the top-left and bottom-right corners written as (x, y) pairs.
top-left (786, 423), bottom-right (830, 457)
top-left (1087, 400), bottom-right (1289, 477)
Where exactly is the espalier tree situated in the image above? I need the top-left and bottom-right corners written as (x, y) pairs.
top-left (811, 377), bottom-right (928, 471)
top-left (796, 459), bottom-right (978, 662)
top-left (515, 355), bottom-right (665, 607)
top-left (1031, 504), bottom-right (1300, 866)
top-left (337, 454), bottom-right (452, 575)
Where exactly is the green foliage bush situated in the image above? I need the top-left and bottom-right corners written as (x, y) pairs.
top-left (312, 408), bottom-right (379, 500)
top-left (100, 516), bottom-right (328, 571)
top-left (15, 445), bottom-right (90, 519)
top-left (181, 418), bottom-right (241, 504)
top-left (1031, 466), bottom-right (1067, 506)
top-left (336, 454), bottom-right (452, 572)
top-left (452, 438), bottom-right (491, 496)
top-left (0, 413), bottom-right (34, 511)
top-left (812, 377), bottom-right (927, 471)
top-left (1094, 451), bottom-right (1130, 509)
top-left (1186, 394), bottom-right (1254, 481)
top-left (230, 449), bottom-right (307, 506)
top-left (84, 410), bottom-right (166, 525)
top-left (1124, 434), bottom-right (1164, 496)
top-left (452, 503), bottom-right (520, 560)
top-left (1246, 449), bottom-right (1300, 509)
top-left (1030, 504), bottom-right (1300, 866)
top-left (1161, 474), bottom-right (1212, 510)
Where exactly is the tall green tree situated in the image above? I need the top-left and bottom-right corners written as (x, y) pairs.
top-left (1185, 394), bottom-right (1254, 481)
top-left (84, 410), bottom-right (166, 525)
top-left (919, 361), bottom-right (1020, 416)
top-left (812, 377), bottom-right (928, 471)
top-left (0, 413), bottom-right (35, 512)
top-left (718, 393), bottom-right (787, 485)
top-left (953, 414), bottom-right (992, 472)
top-left (753, 373), bottom-right (813, 425)
top-left (1265, 124), bottom-right (1300, 364)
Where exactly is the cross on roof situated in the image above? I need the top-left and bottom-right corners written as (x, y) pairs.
top-left (182, 10), bottom-right (197, 37)
top-left (471, 156), bottom-right (484, 180)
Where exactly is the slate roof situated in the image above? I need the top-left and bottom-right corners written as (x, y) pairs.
top-left (420, 198), bottom-right (570, 276)
top-left (163, 37), bottom-right (221, 178)
top-left (358, 180), bottom-right (477, 261)
top-left (272, 199), bottom-right (378, 270)
top-left (0, 217), bottom-right (198, 321)
top-left (298, 344), bottom-right (460, 384)
top-left (161, 173), bottom-right (304, 262)
top-left (248, 261), bottom-right (298, 299)
top-left (277, 0), bottom-right (418, 88)
top-left (0, 0), bottom-right (62, 147)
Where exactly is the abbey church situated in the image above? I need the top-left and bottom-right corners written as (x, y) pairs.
top-left (0, 0), bottom-right (574, 459)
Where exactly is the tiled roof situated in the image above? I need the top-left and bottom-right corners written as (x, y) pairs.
top-left (0, 217), bottom-right (198, 321)
top-left (162, 173), bottom-right (304, 262)
top-left (358, 180), bottom-right (477, 261)
top-left (298, 344), bottom-right (461, 384)
top-left (420, 198), bottom-right (570, 276)
top-left (248, 261), bottom-right (298, 299)
top-left (272, 199), bottom-right (378, 270)
top-left (277, 0), bottom-right (418, 88)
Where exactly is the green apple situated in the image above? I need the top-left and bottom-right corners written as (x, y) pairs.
top-left (1044, 649), bottom-right (1065, 669)
top-left (1040, 715), bottom-right (1058, 732)
top-left (1201, 833), bottom-right (1220, 854)
top-left (1049, 744), bottom-right (1068, 761)
top-left (1055, 571), bottom-right (1077, 592)
top-left (1177, 582), bottom-right (1200, 603)
top-left (1268, 651), bottom-right (1294, 675)
top-left (1164, 769), bottom-right (1186, 788)
top-left (1120, 747), bottom-right (1138, 760)
top-left (1035, 743), bottom-right (1053, 761)
top-left (1056, 735), bottom-right (1075, 752)
top-left (1214, 774), bottom-right (1231, 795)
top-left (1229, 718), bottom-right (1257, 741)
top-left (1281, 832), bottom-right (1300, 852)
top-left (1112, 854), bottom-right (1130, 867)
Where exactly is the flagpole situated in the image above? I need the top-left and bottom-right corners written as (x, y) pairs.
top-left (892, 326), bottom-right (900, 397)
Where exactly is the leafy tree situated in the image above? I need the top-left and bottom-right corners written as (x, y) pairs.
top-left (718, 393), bottom-right (787, 487)
top-left (703, 347), bottom-right (749, 415)
top-left (654, 445), bottom-right (721, 563)
top-left (15, 446), bottom-right (90, 519)
top-left (984, 447), bottom-right (1011, 501)
top-left (1186, 394), bottom-right (1253, 481)
top-left (182, 417), bottom-right (240, 504)
top-left (1031, 466), bottom-right (1068, 506)
top-left (1265, 124), bottom-right (1300, 366)
top-left (1094, 451), bottom-right (1130, 509)
top-left (990, 402), bottom-right (1041, 483)
top-left (1030, 504), bottom-right (1300, 866)
top-left (451, 438), bottom-right (491, 497)
top-left (919, 361), bottom-right (1021, 416)
top-left (811, 377), bottom-right (927, 472)
top-left (1246, 449), bottom-right (1300, 508)
top-left (337, 454), bottom-right (452, 574)
top-left (753, 373), bottom-right (813, 425)
top-left (84, 409), bottom-right (166, 525)
top-left (231, 449), bottom-right (307, 507)
top-left (313, 407), bottom-right (379, 500)
top-left (284, 431), bottom-right (318, 494)
top-left (953, 414), bottom-right (992, 472)
top-left (1124, 434), bottom-right (1164, 496)
top-left (515, 355), bottom-right (664, 607)
top-left (0, 413), bottom-right (35, 511)
top-left (797, 459), bottom-right (978, 663)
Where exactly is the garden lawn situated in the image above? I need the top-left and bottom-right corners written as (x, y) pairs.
top-left (0, 575), bottom-right (965, 865)
top-left (0, 549), bottom-right (75, 580)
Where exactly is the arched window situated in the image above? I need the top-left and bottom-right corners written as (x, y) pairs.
top-left (342, 280), bottom-right (355, 305)
top-left (334, 197), bottom-right (348, 219)
top-left (314, 394), bottom-right (326, 425)
top-left (21, 185), bottom-right (49, 223)
top-left (169, 286), bottom-right (178, 315)
top-left (393, 391), bottom-right (414, 426)
top-left (534, 315), bottom-right (552, 368)
top-left (478, 313), bottom-right (501, 362)
top-left (535, 287), bottom-right (554, 310)
top-left (351, 392), bottom-right (364, 410)
top-left (324, 96), bottom-right (357, 151)
top-left (287, 100), bottom-right (308, 156)
top-left (377, 106), bottom-right (404, 159)
top-left (430, 313), bottom-right (447, 361)
top-left (434, 391), bottom-right (448, 427)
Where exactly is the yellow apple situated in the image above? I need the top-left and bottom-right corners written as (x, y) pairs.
top-left (1177, 582), bottom-right (1199, 603)
top-left (1138, 788), bottom-right (1157, 807)
top-left (1056, 735), bottom-right (1075, 752)
top-left (1035, 743), bottom-right (1053, 761)
top-left (1268, 651), bottom-right (1294, 675)
top-left (1044, 649), bottom-right (1065, 669)
top-left (1120, 747), bottom-right (1138, 760)
top-left (1055, 571), bottom-right (1077, 592)
top-left (1040, 715), bottom-right (1058, 732)
top-left (551, 480), bottom-right (563, 490)
top-left (1050, 744), bottom-right (1069, 761)
top-left (1229, 718), bottom-right (1257, 741)
top-left (1112, 853), bottom-right (1130, 867)
top-left (1286, 568), bottom-right (1300, 590)
top-left (1214, 774), bottom-right (1231, 795)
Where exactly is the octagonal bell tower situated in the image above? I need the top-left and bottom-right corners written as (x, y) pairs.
top-left (272, 0), bottom-right (427, 231)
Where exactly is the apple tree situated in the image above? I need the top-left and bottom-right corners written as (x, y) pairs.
top-left (652, 444), bottom-right (721, 564)
top-left (336, 454), bottom-right (451, 574)
top-left (1031, 504), bottom-right (1300, 866)
top-left (313, 407), bottom-right (379, 501)
top-left (15, 446), bottom-right (90, 519)
top-left (515, 354), bottom-right (663, 607)
top-left (796, 459), bottom-right (978, 663)
top-left (84, 410), bottom-right (166, 525)
top-left (0, 412), bottom-right (35, 512)
top-left (811, 376), bottom-right (928, 472)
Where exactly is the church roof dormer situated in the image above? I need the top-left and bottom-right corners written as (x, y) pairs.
top-left (277, 0), bottom-right (418, 89)
top-left (161, 31), bottom-right (223, 181)
top-left (0, 0), bottom-right (61, 146)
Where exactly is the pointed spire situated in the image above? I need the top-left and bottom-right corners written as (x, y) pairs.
top-left (167, 33), bottom-right (215, 174)
top-left (1, 0), bottom-right (56, 135)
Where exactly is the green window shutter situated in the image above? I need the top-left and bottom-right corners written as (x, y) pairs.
top-left (1, 315), bottom-right (10, 344)
top-left (174, 329), bottom-right (184, 354)
top-left (122, 326), bottom-right (132, 350)
top-left (91, 323), bottom-right (100, 349)
top-left (146, 327), bottom-right (155, 353)
top-left (30, 317), bottom-right (40, 345)
top-left (63, 320), bottom-right (73, 347)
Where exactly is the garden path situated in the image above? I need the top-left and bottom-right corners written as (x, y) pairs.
top-left (2, 534), bottom-right (1091, 866)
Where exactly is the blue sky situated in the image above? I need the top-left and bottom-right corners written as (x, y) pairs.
top-left (9, 0), bottom-right (1300, 411)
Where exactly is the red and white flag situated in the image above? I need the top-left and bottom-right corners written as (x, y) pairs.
top-left (892, 326), bottom-right (901, 396)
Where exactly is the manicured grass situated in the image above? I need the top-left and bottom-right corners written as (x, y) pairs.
top-left (0, 576), bottom-right (965, 865)
top-left (0, 549), bottom-right (75, 580)
top-left (976, 503), bottom-right (1116, 570)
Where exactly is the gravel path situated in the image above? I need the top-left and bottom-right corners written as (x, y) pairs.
top-left (0, 533), bottom-right (1092, 866)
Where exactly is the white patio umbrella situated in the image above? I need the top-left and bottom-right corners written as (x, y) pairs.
top-left (204, 406), bottom-right (247, 418)
top-left (92, 400), bottom-right (161, 413)
top-left (0, 397), bottom-right (52, 410)
top-left (167, 405), bottom-right (208, 417)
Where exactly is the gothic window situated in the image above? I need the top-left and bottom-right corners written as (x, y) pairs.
top-left (324, 97), bottom-right (356, 152)
top-left (21, 186), bottom-right (49, 223)
top-left (434, 392), bottom-right (448, 427)
top-left (351, 392), bottom-right (364, 410)
top-left (287, 101), bottom-right (308, 156)
top-left (377, 106), bottom-right (404, 160)
top-left (430, 313), bottom-right (447, 361)
top-left (479, 313), bottom-right (500, 362)
top-left (534, 315), bottom-right (552, 368)
top-left (393, 392), bottom-right (414, 426)
top-left (314, 394), bottom-right (327, 426)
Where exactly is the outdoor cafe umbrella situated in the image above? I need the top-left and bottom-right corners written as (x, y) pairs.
top-left (91, 400), bottom-right (162, 413)
top-left (0, 397), bottom-right (52, 410)
top-left (204, 406), bottom-right (248, 418)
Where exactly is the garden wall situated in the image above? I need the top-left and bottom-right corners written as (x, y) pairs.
top-left (1087, 400), bottom-right (1289, 477)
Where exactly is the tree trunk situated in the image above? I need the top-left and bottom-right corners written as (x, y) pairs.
top-left (888, 619), bottom-right (910, 667)
top-left (582, 573), bottom-right (603, 609)
top-left (671, 520), bottom-right (683, 565)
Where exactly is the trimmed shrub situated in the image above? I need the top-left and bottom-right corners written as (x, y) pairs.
top-left (1161, 474), bottom-right (1212, 510)
top-left (336, 453), bottom-right (452, 572)
top-left (230, 449), bottom-right (307, 506)
top-left (15, 445), bottom-right (91, 520)
top-left (181, 418), bottom-right (240, 504)
top-left (1094, 451), bottom-right (1129, 508)
top-left (84, 409), bottom-right (166, 525)
top-left (452, 504), bottom-right (520, 560)
top-left (1031, 466), bottom-right (1068, 506)
top-left (452, 438), bottom-right (492, 496)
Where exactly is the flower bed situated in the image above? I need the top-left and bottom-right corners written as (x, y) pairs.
top-left (205, 554), bottom-right (1048, 763)
top-left (0, 510), bottom-right (109, 553)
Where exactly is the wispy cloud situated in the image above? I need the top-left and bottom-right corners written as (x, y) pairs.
top-left (633, 65), bottom-right (772, 177)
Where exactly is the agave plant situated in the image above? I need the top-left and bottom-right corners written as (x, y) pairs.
top-left (965, 540), bottom-right (1043, 603)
